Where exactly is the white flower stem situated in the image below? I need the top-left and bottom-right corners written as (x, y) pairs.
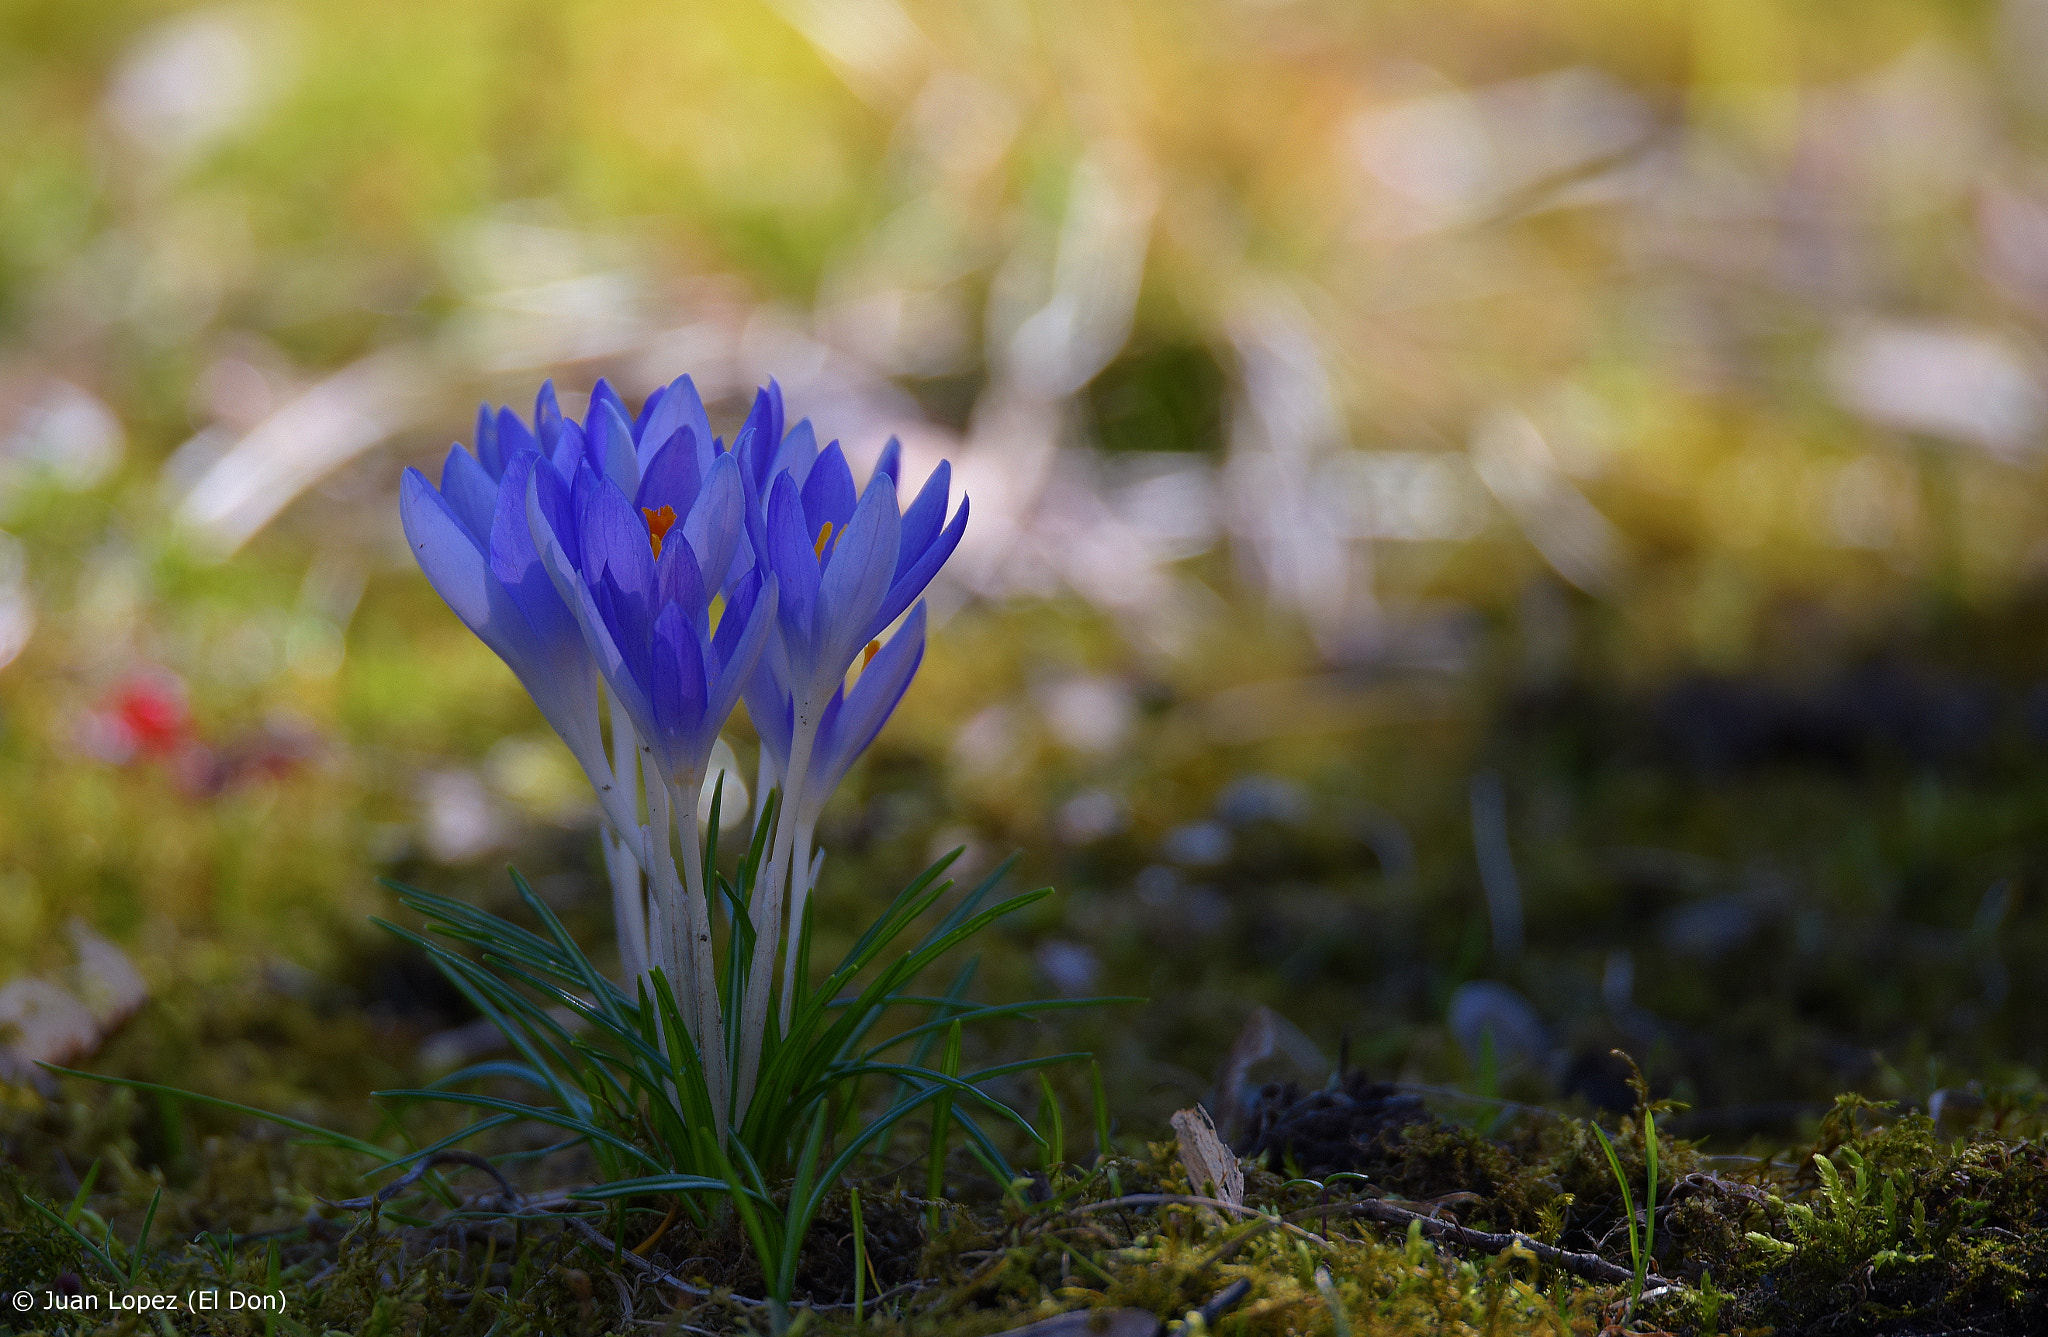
top-left (775, 810), bottom-right (819, 1036)
top-left (735, 711), bottom-right (817, 1119)
top-left (755, 745), bottom-right (781, 833)
top-left (601, 692), bottom-right (650, 982)
top-left (643, 761), bottom-right (695, 1015)
top-left (668, 778), bottom-right (731, 1144)
top-left (599, 826), bottom-right (648, 981)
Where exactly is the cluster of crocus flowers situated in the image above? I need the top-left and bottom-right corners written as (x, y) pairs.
top-left (400, 375), bottom-right (965, 1128)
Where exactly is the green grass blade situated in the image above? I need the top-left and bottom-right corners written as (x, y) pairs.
top-left (828, 850), bottom-right (962, 975)
top-left (384, 880), bottom-right (561, 961)
top-left (909, 853), bottom-right (1021, 954)
top-left (568, 1173), bottom-right (737, 1200)
top-left (373, 922), bottom-right (587, 1080)
top-left (645, 972), bottom-right (718, 1136)
top-left (928, 1021), bottom-right (961, 1227)
top-left (891, 962), bottom-right (979, 1128)
top-left (702, 773), bottom-right (725, 886)
top-left (128, 1185), bottom-right (162, 1282)
top-left (948, 1106), bottom-right (1021, 1181)
top-left (850, 1185), bottom-right (867, 1325)
top-left (424, 1061), bottom-right (557, 1091)
top-left (860, 996), bottom-right (1137, 1060)
top-left (64, 1159), bottom-right (100, 1223)
top-left (371, 1089), bottom-right (661, 1173)
top-left (694, 1124), bottom-right (787, 1303)
top-left (1037, 1073), bottom-right (1064, 1171)
top-left (368, 1114), bottom-right (521, 1175)
top-left (773, 889), bottom-right (1054, 1099)
top-left (509, 867), bottom-right (636, 1029)
top-left (806, 1072), bottom-right (1023, 1218)
top-left (778, 1106), bottom-right (834, 1302)
top-left (20, 1192), bottom-right (123, 1282)
top-left (41, 1069), bottom-right (388, 1159)
top-left (1091, 1059), bottom-right (1112, 1162)
top-left (1644, 1108), bottom-right (1658, 1284)
top-left (1591, 1123), bottom-right (1643, 1299)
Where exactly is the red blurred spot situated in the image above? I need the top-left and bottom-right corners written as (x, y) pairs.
top-left (111, 673), bottom-right (190, 757)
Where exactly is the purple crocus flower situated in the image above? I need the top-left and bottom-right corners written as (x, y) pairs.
top-left (798, 601), bottom-right (927, 815)
top-left (400, 398), bottom-right (614, 825)
top-left (740, 439), bottom-right (967, 794)
top-left (727, 426), bottom-right (966, 1101)
top-left (523, 408), bottom-right (781, 1128)
top-left (403, 376), bottom-right (744, 988)
top-left (404, 372), bottom-right (964, 1127)
top-left (725, 384), bottom-right (968, 643)
top-left (526, 449), bottom-right (777, 812)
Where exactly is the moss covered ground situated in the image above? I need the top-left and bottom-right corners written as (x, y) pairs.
top-left (3, 962), bottom-right (2046, 1335)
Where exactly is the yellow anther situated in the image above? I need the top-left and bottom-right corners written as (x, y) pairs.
top-left (813, 521), bottom-right (835, 559)
top-left (861, 639), bottom-right (881, 669)
top-left (642, 505), bottom-right (677, 558)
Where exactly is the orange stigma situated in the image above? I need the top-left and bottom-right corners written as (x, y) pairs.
top-left (861, 639), bottom-right (881, 669)
top-left (642, 505), bottom-right (677, 558)
top-left (813, 521), bottom-right (835, 559)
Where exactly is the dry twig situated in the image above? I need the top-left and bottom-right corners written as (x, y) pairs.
top-left (1317, 1197), bottom-right (1683, 1291)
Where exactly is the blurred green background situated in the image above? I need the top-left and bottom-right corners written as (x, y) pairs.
top-left (4, 0), bottom-right (2048, 1142)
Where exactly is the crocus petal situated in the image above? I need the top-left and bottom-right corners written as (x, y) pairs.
top-left (654, 529), bottom-right (708, 632)
top-left (746, 659), bottom-right (793, 783)
top-left (770, 416), bottom-right (818, 490)
top-left (634, 425), bottom-right (700, 518)
top-left (897, 461), bottom-right (951, 573)
top-left (637, 373), bottom-right (714, 478)
top-left (633, 381), bottom-right (666, 440)
top-left (873, 436), bottom-right (901, 490)
top-left (766, 472), bottom-right (820, 662)
top-left (589, 394), bottom-right (640, 495)
top-left (729, 452), bottom-right (773, 599)
top-left (801, 440), bottom-right (858, 539)
top-left (870, 491), bottom-right (967, 641)
top-left (474, 404), bottom-right (503, 479)
top-left (707, 572), bottom-right (777, 744)
top-left (550, 417), bottom-right (588, 478)
top-left (535, 380), bottom-right (564, 452)
top-left (530, 472), bottom-right (656, 732)
top-left (681, 452), bottom-right (745, 594)
top-left (595, 567), bottom-right (656, 703)
top-left (805, 601), bottom-right (925, 811)
top-left (490, 451), bottom-right (543, 588)
top-left (407, 466), bottom-right (605, 772)
top-left (490, 451), bottom-right (580, 647)
top-left (497, 406), bottom-right (538, 460)
top-left (578, 465), bottom-right (658, 612)
top-left (528, 456), bottom-right (582, 575)
top-left (743, 383), bottom-right (784, 456)
top-left (401, 468), bottom-right (492, 633)
top-left (711, 566), bottom-right (763, 665)
top-left (587, 378), bottom-right (629, 439)
top-left (729, 566), bottom-right (793, 770)
top-left (735, 384), bottom-right (787, 491)
top-left (439, 444), bottom-right (499, 546)
top-left (650, 602), bottom-right (708, 771)
top-left (814, 472), bottom-right (900, 687)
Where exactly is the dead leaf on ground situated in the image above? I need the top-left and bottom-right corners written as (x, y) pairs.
top-left (0, 920), bottom-right (149, 1091)
top-left (1171, 1102), bottom-right (1243, 1207)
